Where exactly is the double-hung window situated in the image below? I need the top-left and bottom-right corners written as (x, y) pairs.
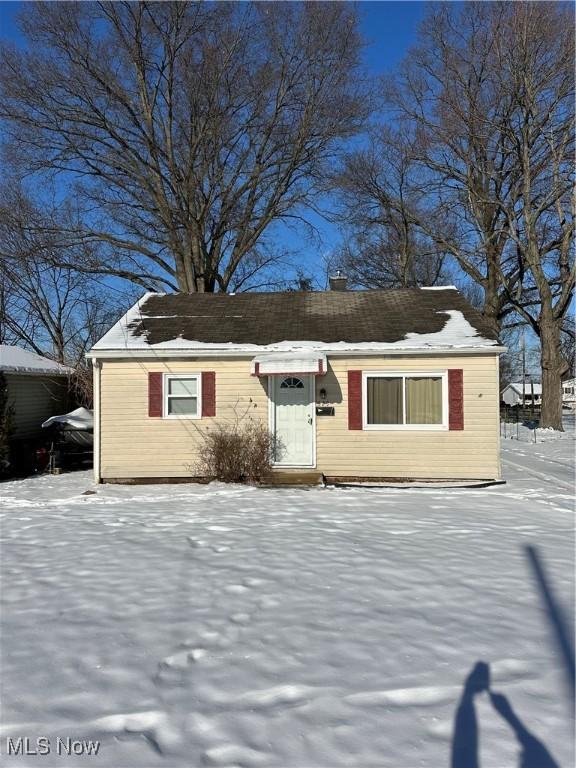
top-left (362, 372), bottom-right (448, 430)
top-left (163, 374), bottom-right (201, 418)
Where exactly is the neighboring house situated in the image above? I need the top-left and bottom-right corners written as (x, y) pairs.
top-left (0, 345), bottom-right (73, 443)
top-left (562, 378), bottom-right (576, 410)
top-left (501, 381), bottom-right (542, 406)
top-left (88, 284), bottom-right (505, 484)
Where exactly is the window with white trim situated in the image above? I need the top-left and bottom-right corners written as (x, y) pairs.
top-left (163, 374), bottom-right (201, 418)
top-left (363, 372), bottom-right (448, 430)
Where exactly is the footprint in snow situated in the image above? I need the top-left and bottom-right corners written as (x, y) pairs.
top-left (159, 647), bottom-right (207, 669)
top-left (229, 613), bottom-right (252, 625)
top-left (202, 744), bottom-right (269, 766)
top-left (90, 709), bottom-right (180, 755)
top-left (224, 584), bottom-right (251, 594)
top-left (187, 537), bottom-right (230, 553)
top-left (187, 537), bottom-right (208, 548)
top-left (154, 647), bottom-right (208, 686)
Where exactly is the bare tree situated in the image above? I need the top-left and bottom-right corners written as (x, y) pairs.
top-left (334, 128), bottom-right (448, 289)
top-left (0, 187), bottom-right (133, 368)
top-left (0, 1), bottom-right (368, 293)
top-left (374, 2), bottom-right (573, 428)
top-left (560, 321), bottom-right (575, 380)
top-left (487, 4), bottom-right (575, 429)
top-left (382, 3), bottom-right (533, 337)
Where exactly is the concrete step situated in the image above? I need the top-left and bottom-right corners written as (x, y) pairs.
top-left (264, 471), bottom-right (324, 487)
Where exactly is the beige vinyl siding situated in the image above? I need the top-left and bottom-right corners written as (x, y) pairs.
top-left (315, 355), bottom-right (500, 480)
top-left (99, 359), bottom-right (269, 479)
top-left (98, 353), bottom-right (500, 481)
top-left (7, 374), bottom-right (69, 440)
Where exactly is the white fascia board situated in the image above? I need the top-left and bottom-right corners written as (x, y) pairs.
top-left (88, 345), bottom-right (507, 361)
top-left (2, 367), bottom-right (72, 377)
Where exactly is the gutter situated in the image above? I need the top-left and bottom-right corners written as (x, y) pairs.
top-left (87, 345), bottom-right (508, 361)
top-left (0, 368), bottom-right (74, 377)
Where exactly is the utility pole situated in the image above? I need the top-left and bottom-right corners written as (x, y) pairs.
top-left (522, 328), bottom-right (526, 412)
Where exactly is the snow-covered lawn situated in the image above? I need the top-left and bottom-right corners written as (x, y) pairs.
top-left (1, 432), bottom-right (574, 767)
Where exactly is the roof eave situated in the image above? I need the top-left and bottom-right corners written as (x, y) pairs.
top-left (1, 367), bottom-right (73, 376)
top-left (88, 344), bottom-right (507, 360)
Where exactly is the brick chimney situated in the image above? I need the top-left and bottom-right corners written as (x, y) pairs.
top-left (329, 270), bottom-right (348, 291)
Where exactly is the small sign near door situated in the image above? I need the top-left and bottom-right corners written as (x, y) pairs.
top-left (316, 406), bottom-right (335, 416)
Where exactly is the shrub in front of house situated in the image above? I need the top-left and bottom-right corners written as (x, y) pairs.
top-left (197, 419), bottom-right (280, 484)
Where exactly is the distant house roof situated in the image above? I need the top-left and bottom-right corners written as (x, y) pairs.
top-left (90, 287), bottom-right (503, 357)
top-left (0, 345), bottom-right (73, 376)
top-left (505, 382), bottom-right (543, 395)
top-left (562, 378), bottom-right (575, 402)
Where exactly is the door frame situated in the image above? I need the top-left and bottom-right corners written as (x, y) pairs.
top-left (268, 374), bottom-right (316, 468)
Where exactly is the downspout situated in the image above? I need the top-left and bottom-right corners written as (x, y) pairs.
top-left (495, 354), bottom-right (502, 481)
top-left (92, 358), bottom-right (102, 484)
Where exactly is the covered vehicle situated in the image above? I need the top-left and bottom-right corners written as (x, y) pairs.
top-left (41, 407), bottom-right (93, 470)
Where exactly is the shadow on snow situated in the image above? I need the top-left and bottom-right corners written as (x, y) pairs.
top-left (451, 544), bottom-right (574, 768)
top-left (450, 661), bottom-right (560, 768)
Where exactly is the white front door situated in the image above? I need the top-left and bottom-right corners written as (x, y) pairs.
top-left (271, 375), bottom-right (315, 467)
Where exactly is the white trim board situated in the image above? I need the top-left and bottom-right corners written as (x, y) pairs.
top-left (93, 360), bottom-right (101, 483)
top-left (90, 346), bottom-right (506, 361)
top-left (268, 374), bottom-right (316, 469)
top-left (162, 372), bottom-right (202, 420)
top-left (361, 370), bottom-right (449, 431)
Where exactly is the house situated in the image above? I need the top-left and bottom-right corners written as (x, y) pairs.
top-left (501, 381), bottom-right (542, 407)
top-left (88, 284), bottom-right (505, 484)
top-left (0, 345), bottom-right (73, 451)
top-left (562, 378), bottom-right (576, 410)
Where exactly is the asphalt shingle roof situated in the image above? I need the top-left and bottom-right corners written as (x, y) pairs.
top-left (105, 287), bottom-right (499, 347)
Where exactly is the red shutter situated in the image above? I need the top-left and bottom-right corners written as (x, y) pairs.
top-left (202, 371), bottom-right (216, 417)
top-left (348, 370), bottom-right (362, 430)
top-left (148, 372), bottom-right (163, 417)
top-left (448, 369), bottom-right (464, 430)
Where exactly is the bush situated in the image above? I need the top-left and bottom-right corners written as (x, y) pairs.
top-left (197, 419), bottom-right (280, 484)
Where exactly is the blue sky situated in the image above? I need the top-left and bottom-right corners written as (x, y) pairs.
top-left (276, 1), bottom-right (426, 286)
top-left (284, 2), bottom-right (426, 287)
top-left (0, 2), bottom-right (425, 69)
top-left (0, 1), bottom-right (426, 290)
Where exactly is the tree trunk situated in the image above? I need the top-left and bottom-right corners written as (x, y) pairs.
top-left (482, 268), bottom-right (503, 339)
top-left (539, 317), bottom-right (568, 431)
top-left (53, 329), bottom-right (66, 364)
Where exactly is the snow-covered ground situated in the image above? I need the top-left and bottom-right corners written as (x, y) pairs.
top-left (0, 431), bottom-right (573, 767)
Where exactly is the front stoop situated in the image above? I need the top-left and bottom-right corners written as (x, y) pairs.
top-left (264, 471), bottom-right (324, 487)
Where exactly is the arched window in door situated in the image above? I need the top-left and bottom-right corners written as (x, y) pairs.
top-left (280, 376), bottom-right (304, 389)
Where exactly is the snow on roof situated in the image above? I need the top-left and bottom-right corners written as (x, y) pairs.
top-left (42, 407), bottom-right (93, 430)
top-left (420, 285), bottom-right (458, 290)
top-left (0, 345), bottom-right (74, 376)
top-left (90, 289), bottom-right (502, 356)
